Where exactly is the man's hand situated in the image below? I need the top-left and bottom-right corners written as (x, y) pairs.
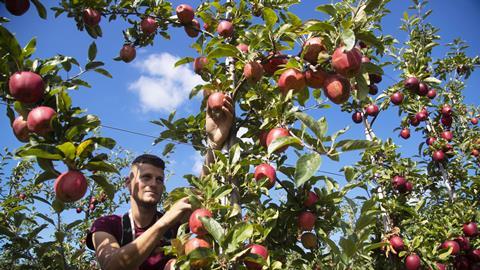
top-left (158, 197), bottom-right (192, 228)
top-left (206, 95), bottom-right (234, 150)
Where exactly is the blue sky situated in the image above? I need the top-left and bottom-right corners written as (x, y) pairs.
top-left (1, 0), bottom-right (479, 232)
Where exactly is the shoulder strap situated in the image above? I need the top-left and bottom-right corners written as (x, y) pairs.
top-left (120, 212), bottom-right (133, 246)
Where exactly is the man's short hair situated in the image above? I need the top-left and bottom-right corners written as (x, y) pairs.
top-left (132, 154), bottom-right (165, 170)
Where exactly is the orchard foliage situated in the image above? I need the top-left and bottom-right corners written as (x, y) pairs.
top-left (0, 0), bottom-right (479, 269)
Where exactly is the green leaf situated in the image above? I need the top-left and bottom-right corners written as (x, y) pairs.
top-left (365, 0), bottom-right (382, 13)
top-left (336, 140), bottom-right (372, 151)
top-left (174, 57), bottom-right (194, 67)
top-left (94, 68), bottom-right (112, 78)
top-left (66, 220), bottom-right (83, 231)
top-left (267, 136), bottom-right (302, 155)
top-left (344, 166), bottom-right (355, 182)
top-left (200, 217), bottom-right (225, 245)
top-left (91, 137), bottom-right (116, 149)
top-left (35, 171), bottom-right (58, 184)
top-left (423, 77), bottom-right (441, 84)
top-left (339, 237), bottom-right (356, 258)
top-left (0, 225), bottom-right (15, 238)
top-left (305, 22), bottom-right (335, 32)
top-left (16, 144), bottom-right (64, 160)
top-left (76, 139), bottom-right (94, 158)
top-left (22, 38), bottom-right (37, 58)
top-left (355, 74), bottom-right (369, 101)
top-left (57, 142), bottom-right (76, 161)
top-left (362, 62), bottom-right (384, 75)
top-left (52, 199), bottom-right (65, 213)
top-left (356, 31), bottom-right (384, 51)
top-left (90, 174), bottom-right (116, 199)
top-left (315, 4), bottom-right (336, 17)
top-left (263, 8), bottom-right (278, 28)
top-left (162, 143), bottom-right (175, 156)
top-left (85, 61), bottom-right (104, 70)
top-left (286, 12), bottom-right (302, 27)
top-left (31, 0), bottom-right (47, 19)
top-left (294, 112), bottom-right (327, 138)
top-left (341, 29), bottom-right (356, 51)
top-left (207, 44), bottom-right (238, 59)
top-left (212, 186), bottom-right (233, 201)
top-left (187, 247), bottom-right (214, 265)
top-left (36, 213), bottom-right (55, 226)
top-left (84, 161), bottom-right (119, 174)
top-left (294, 153), bottom-right (322, 186)
top-left (88, 42), bottom-right (97, 61)
top-left (225, 223), bottom-right (254, 253)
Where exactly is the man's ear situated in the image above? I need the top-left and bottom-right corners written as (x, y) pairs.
top-left (125, 172), bottom-right (133, 193)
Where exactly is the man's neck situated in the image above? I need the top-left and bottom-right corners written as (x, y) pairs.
top-left (130, 199), bottom-right (156, 229)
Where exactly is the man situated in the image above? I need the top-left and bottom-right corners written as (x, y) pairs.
top-left (86, 95), bottom-right (234, 270)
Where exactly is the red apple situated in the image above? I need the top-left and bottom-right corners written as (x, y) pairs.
top-left (244, 244), bottom-right (269, 270)
top-left (89, 203), bottom-right (95, 210)
top-left (369, 73), bottom-right (382, 84)
top-left (184, 237), bottom-right (211, 268)
top-left (254, 163), bottom-right (276, 189)
top-left (454, 255), bottom-right (470, 269)
top-left (189, 208), bottom-right (213, 236)
top-left (76, 207), bottom-right (82, 214)
top-left (441, 104), bottom-right (453, 117)
top-left (6, 0), bottom-right (30, 16)
top-left (266, 127), bottom-right (290, 152)
top-left (301, 232), bottom-right (317, 249)
top-left (455, 236), bottom-right (470, 251)
top-left (405, 253), bottom-right (421, 270)
top-left (322, 74), bottom-right (350, 104)
top-left (27, 106), bottom-right (56, 136)
top-left (259, 131), bottom-right (268, 148)
top-left (404, 77), bottom-right (420, 93)
top-left (365, 104), bottom-right (379, 117)
top-left (19, 193), bottom-right (26, 200)
top-left (164, 259), bottom-right (177, 270)
top-left (415, 111), bottom-right (428, 122)
top-left (441, 131), bottom-right (453, 141)
top-left (434, 263), bottom-right (446, 270)
top-left (83, 8), bottom-right (101, 27)
top-left (207, 92), bottom-right (225, 115)
top-left (217, 20), bottom-right (234, 38)
top-left (119, 44), bottom-right (136, 63)
top-left (140, 16), bottom-right (157, 35)
top-left (390, 92), bottom-right (404, 105)
top-left (304, 191), bottom-right (319, 207)
top-left (9, 71), bottom-right (45, 104)
top-left (298, 211), bottom-right (316, 231)
top-left (426, 137), bottom-right (437, 146)
top-left (463, 222), bottom-right (478, 237)
top-left (392, 175), bottom-right (406, 190)
top-left (184, 19), bottom-right (200, 38)
top-left (277, 68), bottom-right (306, 95)
top-left (361, 56), bottom-right (370, 63)
top-left (262, 53), bottom-right (287, 75)
top-left (243, 61), bottom-right (264, 84)
top-left (352, 111), bottom-right (363, 124)
top-left (427, 89), bottom-right (437, 99)
top-left (432, 150), bottom-right (445, 162)
top-left (176, 4), bottom-right (194, 24)
top-left (369, 84), bottom-right (378, 95)
top-left (472, 149), bottom-right (479, 157)
top-left (400, 128), bottom-right (410, 139)
top-left (441, 240), bottom-right (460, 255)
top-left (193, 56), bottom-right (208, 75)
top-left (12, 115), bottom-right (30, 142)
top-left (404, 182), bottom-right (413, 193)
top-left (441, 115), bottom-right (453, 127)
top-left (305, 68), bottom-right (328, 89)
top-left (302, 37), bottom-right (326, 64)
top-left (471, 118), bottom-right (478, 125)
top-left (389, 236), bottom-right (404, 252)
top-left (331, 46), bottom-right (363, 78)
top-left (237, 43), bottom-right (249, 53)
top-left (469, 249), bottom-right (480, 262)
top-left (409, 116), bottom-right (420, 127)
top-left (54, 170), bottom-right (88, 203)
top-left (417, 82), bottom-right (428, 96)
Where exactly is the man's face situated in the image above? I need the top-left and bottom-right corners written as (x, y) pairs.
top-left (127, 163), bottom-right (165, 207)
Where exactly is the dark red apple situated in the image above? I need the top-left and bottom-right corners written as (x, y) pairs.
top-left (262, 53), bottom-right (287, 75)
top-left (304, 191), bottom-right (319, 207)
top-left (469, 249), bottom-right (480, 262)
top-left (432, 150), bottom-right (445, 162)
top-left (277, 68), bottom-right (306, 95)
top-left (305, 68), bottom-right (328, 89)
top-left (19, 193), bottom-right (26, 200)
top-left (417, 82), bottom-right (428, 96)
top-left (365, 104), bottom-right (379, 117)
top-left (322, 74), bottom-right (350, 104)
top-left (12, 115), bottom-right (30, 142)
top-left (27, 106), bottom-right (56, 136)
top-left (243, 61), bottom-right (264, 84)
top-left (331, 46), bottom-right (363, 78)
top-left (76, 207), bottom-right (82, 214)
top-left (441, 104), bottom-right (453, 117)
top-left (176, 4), bottom-right (194, 24)
top-left (254, 163), bottom-right (276, 189)
top-left (400, 128), bottom-right (410, 139)
top-left (426, 137), bottom-right (437, 146)
top-left (455, 236), bottom-right (470, 251)
top-left (259, 131), bottom-right (268, 148)
top-left (392, 175), bottom-right (406, 190)
top-left (140, 16), bottom-right (157, 35)
top-left (405, 253), bottom-right (421, 270)
top-left (404, 77), bottom-right (420, 93)
top-left (189, 208), bottom-right (213, 236)
top-left (237, 43), bottom-right (249, 53)
top-left (463, 222), bottom-right (478, 237)
top-left (217, 20), bottom-right (234, 38)
top-left (184, 19), bottom-right (200, 37)
top-left (454, 255), bottom-right (470, 270)
top-left (301, 232), bottom-right (317, 249)
top-left (83, 8), bottom-right (101, 27)
top-left (441, 131), bottom-right (453, 142)
top-left (416, 111), bottom-right (428, 122)
top-left (472, 149), bottom-right (479, 157)
top-left (298, 211), bottom-right (316, 231)
top-left (409, 116), bottom-right (420, 127)
top-left (434, 263), bottom-right (446, 270)
top-left (302, 37), bottom-right (326, 64)
top-left (119, 44), bottom-right (136, 63)
top-left (6, 0), bottom-right (30, 16)
top-left (193, 56), bottom-right (208, 75)
top-left (390, 92), bottom-right (404, 105)
top-left (244, 244), bottom-right (268, 270)
top-left (471, 118), bottom-right (478, 125)
top-left (9, 71), bottom-right (45, 104)
top-left (54, 170), bottom-right (88, 203)
top-left (89, 204), bottom-right (95, 211)
top-left (358, 41), bottom-right (367, 49)
top-left (404, 182), bottom-right (413, 193)
top-left (441, 240), bottom-right (460, 255)
top-left (369, 84), bottom-right (378, 95)
top-left (369, 74), bottom-right (382, 84)
top-left (441, 115), bottom-right (453, 127)
top-left (427, 89), bottom-right (437, 99)
top-left (389, 236), bottom-right (404, 252)
top-left (352, 111), bottom-right (363, 124)
top-left (184, 237), bottom-right (211, 268)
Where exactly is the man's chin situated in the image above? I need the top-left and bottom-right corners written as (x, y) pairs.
top-left (135, 197), bottom-right (160, 207)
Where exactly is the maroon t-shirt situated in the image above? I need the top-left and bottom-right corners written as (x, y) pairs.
top-left (86, 214), bottom-right (177, 270)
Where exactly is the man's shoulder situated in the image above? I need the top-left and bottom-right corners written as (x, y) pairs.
top-left (86, 214), bottom-right (123, 250)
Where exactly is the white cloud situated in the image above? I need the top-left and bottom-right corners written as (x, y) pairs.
top-left (128, 53), bottom-right (203, 113)
top-left (192, 151), bottom-right (204, 175)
